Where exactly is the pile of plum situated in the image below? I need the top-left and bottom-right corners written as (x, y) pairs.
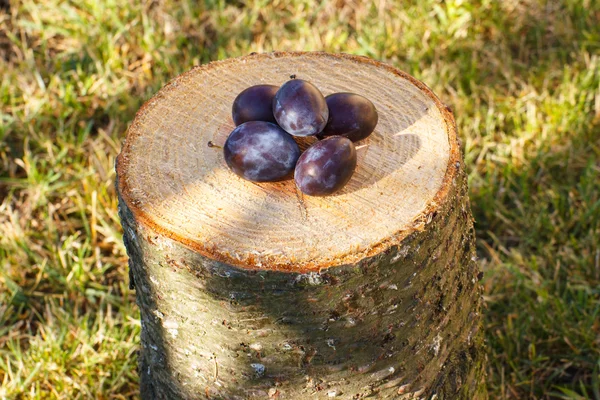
top-left (223, 79), bottom-right (378, 196)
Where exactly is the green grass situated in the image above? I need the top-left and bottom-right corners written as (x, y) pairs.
top-left (0, 0), bottom-right (599, 398)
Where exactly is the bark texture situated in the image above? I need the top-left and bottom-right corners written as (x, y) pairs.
top-left (118, 170), bottom-right (485, 399)
top-left (116, 52), bottom-right (486, 399)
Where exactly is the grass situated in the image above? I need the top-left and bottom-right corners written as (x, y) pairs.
top-left (0, 0), bottom-right (598, 398)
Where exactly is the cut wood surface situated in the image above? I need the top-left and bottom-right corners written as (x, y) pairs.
top-left (117, 52), bottom-right (456, 272)
top-left (116, 52), bottom-right (486, 399)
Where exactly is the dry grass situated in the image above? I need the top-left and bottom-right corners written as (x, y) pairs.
top-left (1, 0), bottom-right (599, 398)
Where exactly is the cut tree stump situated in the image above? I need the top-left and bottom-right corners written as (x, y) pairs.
top-left (116, 52), bottom-right (486, 399)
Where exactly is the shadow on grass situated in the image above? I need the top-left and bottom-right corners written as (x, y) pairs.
top-left (431, 5), bottom-right (600, 395)
top-left (3, 0), bottom-right (598, 397)
top-left (474, 125), bottom-right (600, 395)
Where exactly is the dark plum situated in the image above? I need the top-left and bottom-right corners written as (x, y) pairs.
top-left (273, 79), bottom-right (329, 137)
top-left (232, 85), bottom-right (278, 126)
top-left (224, 121), bottom-right (300, 182)
top-left (319, 93), bottom-right (378, 142)
top-left (294, 136), bottom-right (357, 196)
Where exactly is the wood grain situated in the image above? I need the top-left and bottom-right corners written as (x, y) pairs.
top-left (116, 52), bottom-right (486, 399)
top-left (116, 52), bottom-right (459, 271)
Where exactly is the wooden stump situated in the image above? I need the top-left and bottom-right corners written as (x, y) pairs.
top-left (116, 52), bottom-right (486, 399)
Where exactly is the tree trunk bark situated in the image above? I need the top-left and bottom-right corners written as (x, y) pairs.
top-left (116, 52), bottom-right (486, 399)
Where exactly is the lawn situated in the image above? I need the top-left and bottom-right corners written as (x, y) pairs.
top-left (0, 0), bottom-right (599, 398)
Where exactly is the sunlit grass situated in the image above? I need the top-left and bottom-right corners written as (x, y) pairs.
top-left (1, 0), bottom-right (599, 398)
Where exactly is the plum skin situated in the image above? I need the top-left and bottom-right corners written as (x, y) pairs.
top-left (224, 121), bottom-right (300, 182)
top-left (273, 79), bottom-right (329, 137)
top-left (318, 92), bottom-right (379, 142)
top-left (319, 92), bottom-right (378, 142)
top-left (232, 85), bottom-right (279, 126)
top-left (294, 136), bottom-right (357, 196)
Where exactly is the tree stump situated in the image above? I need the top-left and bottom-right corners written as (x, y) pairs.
top-left (116, 52), bottom-right (486, 399)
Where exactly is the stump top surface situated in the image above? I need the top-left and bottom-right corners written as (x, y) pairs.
top-left (117, 52), bottom-right (459, 271)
